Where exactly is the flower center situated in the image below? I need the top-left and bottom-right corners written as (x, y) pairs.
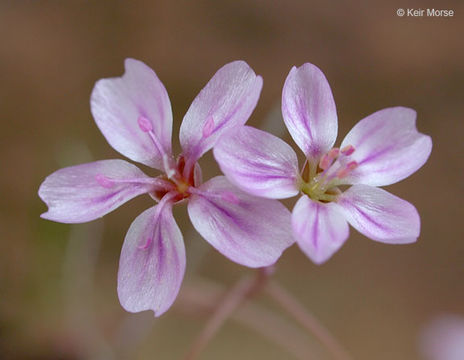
top-left (299, 145), bottom-right (358, 203)
top-left (136, 115), bottom-right (202, 203)
top-left (151, 155), bottom-right (200, 203)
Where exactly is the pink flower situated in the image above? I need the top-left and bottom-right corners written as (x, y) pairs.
top-left (39, 59), bottom-right (293, 316)
top-left (214, 63), bottom-right (432, 264)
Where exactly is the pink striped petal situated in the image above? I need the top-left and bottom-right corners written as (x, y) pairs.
top-left (39, 160), bottom-right (154, 223)
top-left (340, 107), bottom-right (432, 186)
top-left (213, 126), bottom-right (299, 199)
top-left (292, 195), bottom-right (349, 264)
top-left (117, 201), bottom-right (185, 316)
top-left (187, 176), bottom-right (293, 267)
top-left (180, 61), bottom-right (263, 163)
top-left (91, 59), bottom-right (173, 169)
top-left (282, 63), bottom-right (338, 159)
top-left (336, 184), bottom-right (420, 244)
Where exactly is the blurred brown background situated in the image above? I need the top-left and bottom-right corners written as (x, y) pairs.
top-left (1, 1), bottom-right (463, 359)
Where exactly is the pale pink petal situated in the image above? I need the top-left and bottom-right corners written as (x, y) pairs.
top-left (91, 59), bottom-right (173, 169)
top-left (340, 107), bottom-right (432, 186)
top-left (180, 61), bottom-right (263, 163)
top-left (282, 63), bottom-right (338, 159)
top-left (187, 176), bottom-right (294, 267)
top-left (39, 160), bottom-right (155, 223)
top-left (213, 126), bottom-right (299, 199)
top-left (336, 184), bottom-right (420, 243)
top-left (292, 195), bottom-right (349, 264)
top-left (117, 201), bottom-right (185, 316)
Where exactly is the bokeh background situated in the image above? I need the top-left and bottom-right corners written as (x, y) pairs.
top-left (1, 1), bottom-right (463, 359)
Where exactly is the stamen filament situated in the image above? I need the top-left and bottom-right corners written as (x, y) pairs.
top-left (95, 174), bottom-right (175, 192)
top-left (137, 115), bottom-right (178, 178)
top-left (308, 160), bottom-right (317, 182)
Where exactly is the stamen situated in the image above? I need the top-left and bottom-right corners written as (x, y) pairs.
top-left (336, 161), bottom-right (358, 179)
top-left (318, 148), bottom-right (339, 170)
top-left (301, 146), bottom-right (357, 202)
top-left (95, 174), bottom-right (115, 188)
top-left (138, 237), bottom-right (153, 250)
top-left (137, 115), bottom-right (179, 179)
top-left (95, 174), bottom-right (175, 193)
top-left (137, 116), bottom-right (164, 155)
top-left (202, 116), bottom-right (215, 138)
top-left (328, 148), bottom-right (340, 158)
top-left (318, 154), bottom-right (330, 171)
top-left (137, 115), bottom-right (153, 132)
top-left (341, 145), bottom-right (355, 156)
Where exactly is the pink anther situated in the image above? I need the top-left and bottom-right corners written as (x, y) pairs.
top-left (137, 237), bottom-right (152, 250)
top-left (137, 115), bottom-right (153, 132)
top-left (341, 145), bottom-right (355, 156)
top-left (95, 174), bottom-right (115, 188)
top-left (328, 148), bottom-right (340, 159)
top-left (319, 148), bottom-right (339, 170)
top-left (202, 116), bottom-right (215, 138)
top-left (336, 161), bottom-right (358, 179)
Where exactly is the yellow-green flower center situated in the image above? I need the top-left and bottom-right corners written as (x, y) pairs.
top-left (298, 145), bottom-right (358, 203)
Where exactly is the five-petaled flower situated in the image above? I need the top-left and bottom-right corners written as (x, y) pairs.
top-left (38, 59), bottom-right (293, 316)
top-left (214, 63), bottom-right (432, 264)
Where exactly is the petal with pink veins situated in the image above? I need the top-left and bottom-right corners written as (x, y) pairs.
top-left (292, 195), bottom-right (349, 264)
top-left (188, 176), bottom-right (294, 267)
top-left (282, 63), bottom-right (338, 159)
top-left (117, 201), bottom-right (185, 316)
top-left (340, 107), bottom-right (432, 186)
top-left (214, 126), bottom-right (299, 199)
top-left (180, 61), bottom-right (263, 163)
top-left (91, 58), bottom-right (173, 169)
top-left (336, 184), bottom-right (420, 244)
top-left (39, 160), bottom-right (156, 223)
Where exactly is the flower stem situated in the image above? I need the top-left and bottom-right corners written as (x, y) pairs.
top-left (178, 277), bottom-right (316, 360)
top-left (183, 271), bottom-right (269, 360)
top-left (266, 280), bottom-right (352, 360)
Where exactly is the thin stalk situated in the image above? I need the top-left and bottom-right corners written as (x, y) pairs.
top-left (266, 280), bottom-right (352, 360)
top-left (183, 272), bottom-right (268, 360)
top-left (178, 277), bottom-right (316, 360)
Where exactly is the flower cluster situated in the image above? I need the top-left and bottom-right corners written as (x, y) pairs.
top-left (39, 59), bottom-right (431, 315)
